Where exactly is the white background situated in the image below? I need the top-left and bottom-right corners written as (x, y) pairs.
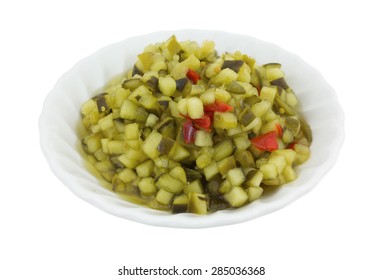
top-left (1, 0), bottom-right (382, 279)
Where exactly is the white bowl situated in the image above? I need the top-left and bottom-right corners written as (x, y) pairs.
top-left (39, 30), bottom-right (344, 228)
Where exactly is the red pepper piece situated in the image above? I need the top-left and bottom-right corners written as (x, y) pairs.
top-left (256, 85), bottom-right (261, 95)
top-left (204, 102), bottom-right (233, 112)
top-left (275, 123), bottom-right (283, 137)
top-left (186, 69), bottom-right (201, 84)
top-left (205, 111), bottom-right (215, 126)
top-left (180, 113), bottom-right (211, 130)
top-left (183, 120), bottom-right (197, 144)
top-left (287, 141), bottom-right (296, 150)
top-left (250, 131), bottom-right (279, 152)
top-left (192, 114), bottom-right (211, 130)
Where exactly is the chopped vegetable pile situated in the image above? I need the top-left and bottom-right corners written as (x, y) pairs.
top-left (80, 35), bottom-right (312, 214)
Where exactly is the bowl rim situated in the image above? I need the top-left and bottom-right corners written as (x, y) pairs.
top-left (39, 29), bottom-right (345, 228)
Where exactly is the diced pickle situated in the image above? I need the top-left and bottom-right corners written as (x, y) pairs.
top-left (187, 97), bottom-right (204, 119)
top-left (260, 86), bottom-right (278, 103)
top-left (120, 100), bottom-right (138, 120)
top-left (164, 35), bottom-right (181, 56)
top-left (239, 107), bottom-right (256, 127)
top-left (270, 77), bottom-right (289, 90)
top-left (184, 168), bottom-right (203, 182)
top-left (246, 170), bottom-right (263, 188)
top-left (204, 161), bottom-right (219, 181)
top-left (169, 166), bottom-right (187, 184)
top-left (226, 81), bottom-right (246, 94)
top-left (213, 112), bottom-right (238, 129)
top-left (138, 177), bottom-right (156, 196)
top-left (214, 68), bottom-right (238, 85)
top-left (235, 150), bottom-right (255, 169)
top-left (118, 168), bottom-right (137, 183)
top-left (260, 163), bottom-right (278, 180)
top-left (157, 136), bottom-right (175, 155)
top-left (247, 186), bottom-right (263, 202)
top-left (156, 174), bottom-right (184, 194)
top-left (194, 130), bottom-right (213, 147)
top-left (285, 117), bottom-right (301, 136)
top-left (175, 77), bottom-right (189, 92)
top-left (122, 78), bottom-right (143, 90)
top-left (184, 179), bottom-right (204, 194)
top-left (136, 160), bottom-right (154, 177)
top-left (268, 154), bottom-right (287, 174)
top-left (156, 189), bottom-right (174, 205)
top-left (221, 60), bottom-right (244, 73)
top-left (227, 168), bottom-right (246, 186)
top-left (188, 192), bottom-right (208, 214)
top-left (217, 156), bottom-right (236, 176)
top-left (142, 131), bottom-right (162, 159)
top-left (172, 194), bottom-right (189, 213)
top-left (159, 76), bottom-right (176, 96)
top-left (299, 116), bottom-right (313, 144)
top-left (213, 140), bottom-right (234, 161)
top-left (224, 186), bottom-right (248, 207)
